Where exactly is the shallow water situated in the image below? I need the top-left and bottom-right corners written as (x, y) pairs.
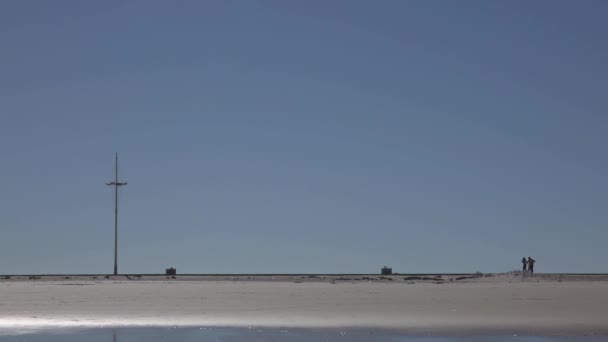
top-left (0, 328), bottom-right (605, 342)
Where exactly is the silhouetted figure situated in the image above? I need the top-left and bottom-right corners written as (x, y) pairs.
top-left (527, 257), bottom-right (536, 275)
top-left (522, 257), bottom-right (527, 272)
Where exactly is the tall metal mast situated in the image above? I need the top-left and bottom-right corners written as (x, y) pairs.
top-left (106, 153), bottom-right (127, 275)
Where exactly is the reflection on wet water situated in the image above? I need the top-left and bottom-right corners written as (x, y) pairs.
top-left (0, 328), bottom-right (606, 342)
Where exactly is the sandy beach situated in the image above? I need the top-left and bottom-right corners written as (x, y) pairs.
top-left (1, 273), bottom-right (608, 335)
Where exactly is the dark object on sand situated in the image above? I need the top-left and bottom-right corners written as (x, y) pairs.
top-left (166, 267), bottom-right (177, 276)
top-left (422, 276), bottom-right (442, 281)
top-left (381, 266), bottom-right (393, 275)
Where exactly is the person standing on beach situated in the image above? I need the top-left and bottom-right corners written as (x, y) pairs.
top-left (522, 257), bottom-right (527, 273)
top-left (527, 257), bottom-right (536, 275)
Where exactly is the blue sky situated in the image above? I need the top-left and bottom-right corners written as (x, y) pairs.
top-left (1, 1), bottom-right (607, 274)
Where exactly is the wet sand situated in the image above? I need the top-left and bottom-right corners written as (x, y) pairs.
top-left (1, 273), bottom-right (608, 335)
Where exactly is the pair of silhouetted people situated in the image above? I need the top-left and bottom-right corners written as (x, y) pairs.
top-left (521, 256), bottom-right (536, 275)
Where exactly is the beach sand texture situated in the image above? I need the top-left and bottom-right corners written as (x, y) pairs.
top-left (1, 274), bottom-right (607, 334)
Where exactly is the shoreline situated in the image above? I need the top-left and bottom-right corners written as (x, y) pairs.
top-left (4, 273), bottom-right (608, 282)
top-left (1, 324), bottom-right (607, 338)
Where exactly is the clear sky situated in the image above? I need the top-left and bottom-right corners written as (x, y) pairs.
top-left (1, 1), bottom-right (607, 274)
